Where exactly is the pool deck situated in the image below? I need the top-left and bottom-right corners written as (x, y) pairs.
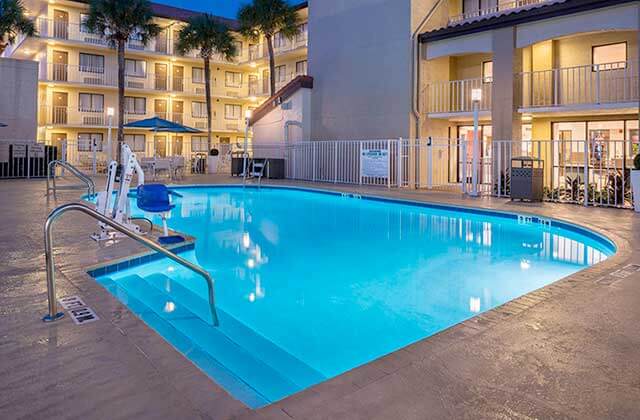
top-left (1, 174), bottom-right (639, 419)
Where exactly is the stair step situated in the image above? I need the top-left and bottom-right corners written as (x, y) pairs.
top-left (112, 274), bottom-right (300, 404)
top-left (145, 273), bottom-right (325, 389)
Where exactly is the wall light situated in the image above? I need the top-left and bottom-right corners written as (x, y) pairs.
top-left (107, 107), bottom-right (115, 117)
top-left (471, 88), bottom-right (482, 102)
top-left (245, 109), bottom-right (253, 119)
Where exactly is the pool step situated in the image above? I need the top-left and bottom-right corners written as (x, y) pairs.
top-left (144, 273), bottom-right (325, 389)
top-left (112, 274), bottom-right (300, 404)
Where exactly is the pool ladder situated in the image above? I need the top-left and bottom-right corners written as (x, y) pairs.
top-left (244, 158), bottom-right (269, 188)
top-left (46, 160), bottom-right (96, 198)
top-left (42, 203), bottom-right (219, 326)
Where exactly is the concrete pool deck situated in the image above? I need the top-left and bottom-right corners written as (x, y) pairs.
top-left (1, 174), bottom-right (639, 419)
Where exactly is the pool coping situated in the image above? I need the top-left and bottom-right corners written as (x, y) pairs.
top-left (80, 183), bottom-right (629, 416)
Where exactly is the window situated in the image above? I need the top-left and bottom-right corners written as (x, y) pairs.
top-left (78, 133), bottom-right (103, 151)
top-left (225, 71), bottom-right (242, 87)
top-left (191, 101), bottom-right (207, 118)
top-left (296, 23), bottom-right (308, 42)
top-left (224, 104), bottom-right (242, 120)
top-left (482, 61), bottom-right (493, 83)
top-left (79, 53), bottom-right (104, 73)
top-left (296, 60), bottom-right (307, 76)
top-left (125, 59), bottom-right (146, 78)
top-left (192, 67), bottom-right (205, 84)
top-left (78, 93), bottom-right (104, 112)
top-left (274, 32), bottom-right (286, 48)
top-left (124, 97), bottom-right (146, 114)
top-left (592, 42), bottom-right (627, 70)
top-left (233, 41), bottom-right (243, 57)
top-left (124, 134), bottom-right (145, 152)
top-left (191, 136), bottom-right (208, 152)
top-left (79, 13), bottom-right (91, 33)
top-left (275, 65), bottom-right (287, 83)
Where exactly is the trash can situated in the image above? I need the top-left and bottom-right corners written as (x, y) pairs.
top-left (207, 148), bottom-right (219, 174)
top-left (510, 156), bottom-right (544, 201)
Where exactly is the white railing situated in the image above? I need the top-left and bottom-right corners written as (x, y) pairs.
top-left (519, 61), bottom-right (639, 108)
top-left (448, 0), bottom-right (555, 25)
top-left (424, 78), bottom-right (492, 114)
top-left (243, 32), bottom-right (308, 62)
top-left (493, 139), bottom-right (634, 208)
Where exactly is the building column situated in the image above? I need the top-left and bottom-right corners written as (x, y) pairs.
top-left (491, 26), bottom-right (522, 142)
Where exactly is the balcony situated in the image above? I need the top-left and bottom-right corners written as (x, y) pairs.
top-left (423, 77), bottom-right (492, 115)
top-left (519, 61), bottom-right (639, 110)
top-left (244, 32), bottom-right (308, 62)
top-left (448, 0), bottom-right (556, 26)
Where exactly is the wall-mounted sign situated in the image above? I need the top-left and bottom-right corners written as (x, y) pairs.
top-left (360, 148), bottom-right (389, 178)
top-left (11, 144), bottom-right (26, 158)
top-left (28, 143), bottom-right (45, 158)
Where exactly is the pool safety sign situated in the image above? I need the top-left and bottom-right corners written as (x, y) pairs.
top-left (360, 148), bottom-right (389, 178)
top-left (58, 295), bottom-right (100, 325)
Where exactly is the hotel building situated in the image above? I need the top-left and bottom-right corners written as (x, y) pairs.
top-left (2, 0), bottom-right (308, 168)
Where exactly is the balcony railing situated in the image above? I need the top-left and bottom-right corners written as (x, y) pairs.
top-left (448, 0), bottom-right (555, 25)
top-left (40, 106), bottom-right (243, 131)
top-left (519, 61), bottom-right (639, 108)
top-left (244, 33), bottom-right (308, 62)
top-left (424, 77), bottom-right (492, 114)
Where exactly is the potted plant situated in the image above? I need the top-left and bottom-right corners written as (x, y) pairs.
top-left (207, 148), bottom-right (220, 174)
top-left (632, 153), bottom-right (640, 212)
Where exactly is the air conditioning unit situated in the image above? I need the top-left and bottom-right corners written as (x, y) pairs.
top-left (195, 121), bottom-right (207, 129)
top-left (84, 37), bottom-right (104, 45)
top-left (83, 77), bottom-right (102, 85)
top-left (225, 123), bottom-right (238, 131)
top-left (195, 87), bottom-right (205, 95)
top-left (83, 115), bottom-right (104, 126)
top-left (226, 91), bottom-right (239, 98)
top-left (127, 81), bottom-right (144, 89)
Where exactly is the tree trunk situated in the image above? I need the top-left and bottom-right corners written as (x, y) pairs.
top-left (266, 34), bottom-right (276, 97)
top-left (116, 39), bottom-right (126, 164)
top-left (204, 57), bottom-right (212, 152)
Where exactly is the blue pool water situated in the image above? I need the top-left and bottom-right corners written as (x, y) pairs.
top-left (93, 186), bottom-right (614, 407)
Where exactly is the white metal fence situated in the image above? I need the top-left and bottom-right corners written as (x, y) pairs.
top-left (0, 140), bottom-right (57, 179)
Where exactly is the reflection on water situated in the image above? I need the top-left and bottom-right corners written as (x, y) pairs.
top-left (131, 187), bottom-right (613, 377)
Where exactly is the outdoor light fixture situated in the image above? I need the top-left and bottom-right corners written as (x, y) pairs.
top-left (245, 109), bottom-right (253, 120)
top-left (107, 107), bottom-right (114, 117)
top-left (471, 88), bottom-right (482, 102)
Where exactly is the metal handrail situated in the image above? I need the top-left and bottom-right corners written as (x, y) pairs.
top-left (43, 202), bottom-right (219, 326)
top-left (47, 160), bottom-right (96, 198)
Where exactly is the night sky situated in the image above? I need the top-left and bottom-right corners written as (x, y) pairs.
top-left (153, 0), bottom-right (252, 19)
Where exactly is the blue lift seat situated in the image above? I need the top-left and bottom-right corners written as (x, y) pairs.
top-left (136, 184), bottom-right (184, 245)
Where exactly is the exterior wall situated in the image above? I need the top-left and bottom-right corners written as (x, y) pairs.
top-left (252, 88), bottom-right (312, 145)
top-left (0, 58), bottom-right (38, 141)
top-left (309, 0), bottom-right (437, 140)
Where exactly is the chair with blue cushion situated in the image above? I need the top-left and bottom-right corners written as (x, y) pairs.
top-left (136, 184), bottom-right (184, 245)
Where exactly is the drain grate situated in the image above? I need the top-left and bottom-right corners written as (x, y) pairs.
top-left (58, 295), bottom-right (100, 325)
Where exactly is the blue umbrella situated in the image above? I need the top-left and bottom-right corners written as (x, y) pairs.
top-left (123, 116), bottom-right (201, 133)
top-left (0, 123), bottom-right (7, 127)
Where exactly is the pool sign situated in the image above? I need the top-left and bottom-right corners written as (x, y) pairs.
top-left (360, 148), bottom-right (389, 178)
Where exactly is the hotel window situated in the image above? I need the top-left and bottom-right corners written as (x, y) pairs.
top-left (296, 23), bottom-right (308, 42)
top-left (79, 13), bottom-right (91, 33)
top-left (78, 93), bottom-right (104, 112)
top-left (274, 32), bottom-right (286, 48)
top-left (192, 67), bottom-right (205, 84)
top-left (296, 60), bottom-right (307, 76)
top-left (463, 0), bottom-right (498, 15)
top-left (192, 101), bottom-right (207, 118)
top-left (482, 61), bottom-right (493, 83)
top-left (124, 96), bottom-right (146, 115)
top-left (233, 41), bottom-right (243, 57)
top-left (275, 65), bottom-right (287, 84)
top-left (592, 42), bottom-right (627, 70)
top-left (224, 104), bottom-right (242, 120)
top-left (124, 134), bottom-right (145, 152)
top-left (191, 136), bottom-right (209, 152)
top-left (125, 59), bottom-right (146, 78)
top-left (77, 133), bottom-right (103, 151)
top-left (225, 71), bottom-right (242, 87)
top-left (79, 53), bottom-right (104, 73)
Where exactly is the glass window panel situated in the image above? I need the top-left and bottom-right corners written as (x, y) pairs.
top-left (592, 43), bottom-right (627, 70)
top-left (192, 67), bottom-right (205, 83)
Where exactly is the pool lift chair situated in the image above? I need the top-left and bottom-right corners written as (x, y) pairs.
top-left (92, 144), bottom-right (147, 241)
top-left (136, 184), bottom-right (185, 245)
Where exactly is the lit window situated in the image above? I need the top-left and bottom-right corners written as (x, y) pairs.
top-left (124, 134), bottom-right (145, 152)
top-left (192, 67), bottom-right (205, 84)
top-left (125, 59), bottom-right (146, 78)
top-left (224, 104), bottom-right (242, 120)
top-left (78, 93), bottom-right (104, 112)
top-left (482, 61), bottom-right (493, 83)
top-left (79, 53), bottom-right (104, 73)
top-left (225, 71), bottom-right (242, 87)
top-left (592, 42), bottom-right (627, 70)
top-left (124, 97), bottom-right (146, 115)
top-left (191, 101), bottom-right (207, 118)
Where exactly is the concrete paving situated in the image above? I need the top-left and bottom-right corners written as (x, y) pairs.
top-left (0, 174), bottom-right (639, 419)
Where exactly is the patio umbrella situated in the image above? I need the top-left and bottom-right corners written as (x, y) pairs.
top-left (124, 117), bottom-right (202, 157)
top-left (0, 122), bottom-right (7, 127)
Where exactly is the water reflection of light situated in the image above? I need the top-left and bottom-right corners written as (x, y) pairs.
top-left (167, 266), bottom-right (175, 273)
top-left (248, 293), bottom-right (256, 302)
top-left (247, 258), bottom-right (255, 269)
top-left (520, 259), bottom-right (531, 270)
top-left (164, 301), bottom-right (176, 313)
top-left (469, 297), bottom-right (481, 313)
top-left (242, 232), bottom-right (250, 249)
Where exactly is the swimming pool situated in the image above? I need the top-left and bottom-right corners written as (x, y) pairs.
top-left (92, 186), bottom-right (615, 407)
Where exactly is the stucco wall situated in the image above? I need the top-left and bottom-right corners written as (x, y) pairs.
top-left (309, 0), bottom-right (421, 140)
top-left (0, 58), bottom-right (38, 141)
top-left (252, 87), bottom-right (311, 145)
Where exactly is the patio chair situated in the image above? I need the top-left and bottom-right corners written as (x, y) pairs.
top-left (170, 156), bottom-right (185, 180)
top-left (136, 184), bottom-right (184, 245)
top-left (154, 158), bottom-right (171, 179)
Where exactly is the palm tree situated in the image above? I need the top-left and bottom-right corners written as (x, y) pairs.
top-left (84, 0), bottom-right (160, 162)
top-left (0, 0), bottom-right (36, 55)
top-left (175, 15), bottom-right (236, 151)
top-left (238, 0), bottom-right (299, 97)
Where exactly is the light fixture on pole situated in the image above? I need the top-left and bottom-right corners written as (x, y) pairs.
top-left (470, 88), bottom-right (482, 197)
top-left (106, 107), bottom-right (115, 163)
top-left (243, 109), bottom-right (252, 185)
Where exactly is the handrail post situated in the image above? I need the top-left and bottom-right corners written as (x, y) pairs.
top-left (42, 203), bottom-right (219, 326)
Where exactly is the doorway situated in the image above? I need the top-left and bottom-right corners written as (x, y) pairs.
top-left (53, 10), bottom-right (69, 39)
top-left (172, 100), bottom-right (183, 125)
top-left (52, 50), bottom-right (68, 81)
top-left (154, 136), bottom-right (167, 157)
top-left (155, 64), bottom-right (168, 91)
top-left (51, 133), bottom-right (67, 160)
top-left (154, 99), bottom-right (167, 120)
top-left (172, 65), bottom-right (184, 92)
top-left (52, 92), bottom-right (68, 124)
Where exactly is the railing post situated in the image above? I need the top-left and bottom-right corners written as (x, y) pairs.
top-left (553, 68), bottom-right (559, 106)
top-left (334, 142), bottom-right (338, 183)
top-left (26, 145), bottom-right (30, 179)
top-left (387, 139), bottom-right (391, 189)
top-left (397, 137), bottom-right (403, 188)
top-left (583, 139), bottom-right (589, 207)
top-left (427, 136), bottom-right (433, 189)
top-left (595, 64), bottom-right (601, 104)
top-left (358, 141), bottom-right (362, 186)
top-left (461, 140), bottom-right (467, 194)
